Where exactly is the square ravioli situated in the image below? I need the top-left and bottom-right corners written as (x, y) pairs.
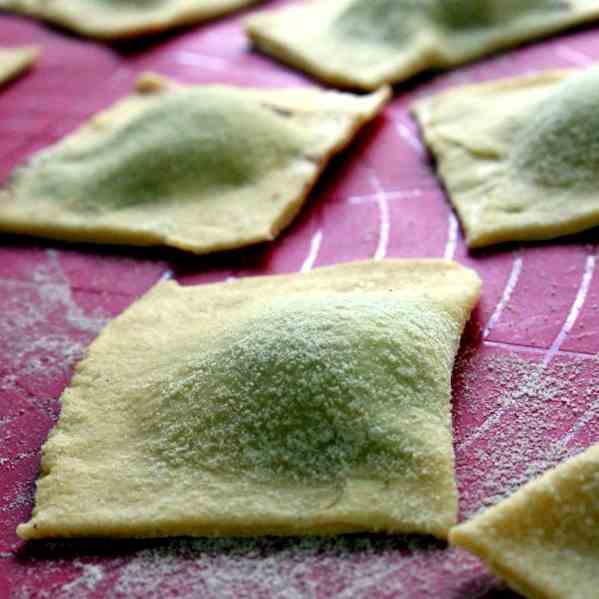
top-left (413, 67), bottom-right (599, 248)
top-left (246, 0), bottom-right (599, 90)
top-left (451, 444), bottom-right (599, 599)
top-left (0, 73), bottom-right (389, 255)
top-left (1, 0), bottom-right (262, 39)
top-left (18, 259), bottom-right (481, 540)
top-left (0, 46), bottom-right (38, 87)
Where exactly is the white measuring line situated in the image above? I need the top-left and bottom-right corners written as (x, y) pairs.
top-left (527, 393), bottom-right (599, 481)
top-left (443, 212), bottom-right (459, 260)
top-left (348, 189), bottom-right (422, 205)
top-left (174, 51), bottom-right (231, 70)
top-left (300, 230), bottom-right (323, 273)
top-left (484, 340), bottom-right (596, 361)
top-left (543, 251), bottom-right (596, 368)
top-left (368, 171), bottom-right (390, 261)
top-left (456, 407), bottom-right (508, 453)
top-left (393, 114), bottom-right (425, 155)
top-left (461, 250), bottom-right (597, 452)
top-left (159, 269), bottom-right (174, 282)
top-left (458, 251), bottom-right (525, 452)
top-left (174, 51), bottom-right (295, 85)
top-left (482, 251), bottom-right (524, 339)
top-left (558, 396), bottom-right (599, 449)
top-left (555, 45), bottom-right (594, 67)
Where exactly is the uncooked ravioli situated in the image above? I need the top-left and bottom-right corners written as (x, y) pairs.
top-left (413, 67), bottom-right (599, 247)
top-left (0, 0), bottom-right (263, 39)
top-left (451, 443), bottom-right (599, 599)
top-left (17, 259), bottom-right (481, 540)
top-left (0, 47), bottom-right (38, 87)
top-left (245, 0), bottom-right (599, 90)
top-left (0, 72), bottom-right (389, 254)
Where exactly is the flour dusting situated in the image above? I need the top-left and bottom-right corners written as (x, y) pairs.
top-left (0, 249), bottom-right (111, 556)
top-left (3, 254), bottom-right (599, 599)
top-left (0, 250), bottom-right (108, 407)
top-left (110, 537), bottom-right (494, 599)
top-left (454, 348), bottom-right (599, 517)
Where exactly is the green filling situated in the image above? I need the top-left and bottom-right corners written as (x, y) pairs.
top-left (333, 0), bottom-right (564, 44)
top-left (87, 0), bottom-right (164, 7)
top-left (333, 0), bottom-right (421, 43)
top-left (140, 294), bottom-right (456, 483)
top-left (16, 88), bottom-right (306, 211)
top-left (511, 68), bottom-right (599, 189)
top-left (431, 0), bottom-right (563, 30)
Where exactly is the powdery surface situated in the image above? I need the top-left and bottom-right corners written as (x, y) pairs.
top-left (1, 2), bottom-right (599, 597)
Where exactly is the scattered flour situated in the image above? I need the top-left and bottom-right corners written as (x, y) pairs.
top-left (8, 536), bottom-right (500, 599)
top-left (0, 249), bottom-right (107, 408)
top-left (108, 537), bottom-right (494, 599)
top-left (11, 559), bottom-right (106, 599)
top-left (58, 562), bottom-right (105, 597)
top-left (454, 348), bottom-right (599, 517)
top-left (0, 249), bottom-right (110, 559)
top-left (3, 252), bottom-right (599, 599)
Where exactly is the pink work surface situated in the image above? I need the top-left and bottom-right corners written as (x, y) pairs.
top-left (1, 3), bottom-right (599, 598)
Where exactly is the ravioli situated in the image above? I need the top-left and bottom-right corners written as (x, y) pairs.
top-left (245, 0), bottom-right (599, 90)
top-left (451, 444), bottom-right (599, 599)
top-left (0, 46), bottom-right (38, 87)
top-left (0, 73), bottom-right (389, 255)
top-left (17, 259), bottom-right (481, 540)
top-left (0, 0), bottom-right (262, 39)
top-left (413, 67), bottom-right (599, 248)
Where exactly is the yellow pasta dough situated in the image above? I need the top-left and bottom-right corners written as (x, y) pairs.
top-left (18, 259), bottom-right (481, 540)
top-left (451, 443), bottom-right (599, 599)
top-left (0, 46), bottom-right (38, 87)
top-left (413, 67), bottom-right (599, 247)
top-left (0, 73), bottom-right (389, 255)
top-left (0, 0), bottom-right (262, 39)
top-left (246, 0), bottom-right (599, 90)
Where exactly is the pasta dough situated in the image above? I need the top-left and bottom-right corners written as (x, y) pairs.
top-left (245, 0), bottom-right (599, 90)
top-left (413, 67), bottom-right (599, 247)
top-left (0, 73), bottom-right (389, 255)
top-left (0, 0), bottom-right (262, 39)
top-left (0, 46), bottom-right (38, 87)
top-left (17, 259), bottom-right (481, 540)
top-left (451, 444), bottom-right (599, 599)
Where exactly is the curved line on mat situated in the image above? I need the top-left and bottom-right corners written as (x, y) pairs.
top-left (394, 114), bottom-right (425, 155)
top-left (368, 172), bottom-right (390, 261)
top-left (558, 397), bottom-right (599, 449)
top-left (175, 51), bottom-right (230, 70)
top-left (347, 189), bottom-right (422, 205)
top-left (458, 252), bottom-right (525, 453)
top-left (443, 213), bottom-right (459, 260)
top-left (460, 252), bottom-right (596, 453)
top-left (336, 570), bottom-right (401, 599)
top-left (39, 250), bottom-right (107, 334)
top-left (456, 404), bottom-right (510, 454)
top-left (534, 395), bottom-right (599, 476)
top-left (555, 45), bottom-right (594, 66)
top-left (484, 339), bottom-right (594, 360)
top-left (175, 51), bottom-right (297, 85)
top-left (482, 251), bottom-right (524, 339)
top-left (543, 251), bottom-right (596, 368)
top-left (300, 229), bottom-right (323, 273)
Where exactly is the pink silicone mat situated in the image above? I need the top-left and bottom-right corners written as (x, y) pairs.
top-left (1, 2), bottom-right (599, 597)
